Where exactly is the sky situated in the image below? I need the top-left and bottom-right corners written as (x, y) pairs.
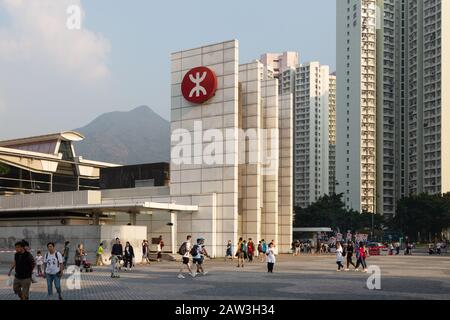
top-left (0, 0), bottom-right (336, 139)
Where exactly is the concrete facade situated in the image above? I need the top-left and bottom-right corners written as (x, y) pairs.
top-left (0, 225), bottom-right (146, 263)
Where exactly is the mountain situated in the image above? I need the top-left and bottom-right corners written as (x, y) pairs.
top-left (74, 106), bottom-right (170, 165)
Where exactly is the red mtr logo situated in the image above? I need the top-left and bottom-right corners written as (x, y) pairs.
top-left (181, 67), bottom-right (218, 104)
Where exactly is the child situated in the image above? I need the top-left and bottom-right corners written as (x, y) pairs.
top-left (336, 243), bottom-right (344, 271)
top-left (35, 251), bottom-right (44, 277)
top-left (266, 242), bottom-right (276, 273)
top-left (225, 240), bottom-right (233, 260)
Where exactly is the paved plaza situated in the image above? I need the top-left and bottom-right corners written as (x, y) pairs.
top-left (1, 254), bottom-right (449, 300)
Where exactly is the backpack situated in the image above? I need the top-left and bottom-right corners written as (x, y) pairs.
top-left (45, 251), bottom-right (61, 267)
top-left (262, 243), bottom-right (267, 252)
top-left (190, 244), bottom-right (200, 256)
top-left (178, 242), bottom-right (187, 255)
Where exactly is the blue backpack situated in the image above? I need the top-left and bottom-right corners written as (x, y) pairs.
top-left (190, 244), bottom-right (201, 256)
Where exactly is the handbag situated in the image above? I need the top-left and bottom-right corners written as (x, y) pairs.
top-left (31, 273), bottom-right (39, 283)
top-left (6, 276), bottom-right (13, 287)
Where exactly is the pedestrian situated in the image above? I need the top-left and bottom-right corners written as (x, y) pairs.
top-left (257, 241), bottom-right (263, 260)
top-left (248, 238), bottom-right (255, 262)
top-left (178, 235), bottom-right (194, 278)
top-left (123, 241), bottom-right (135, 271)
top-left (157, 236), bottom-right (164, 262)
top-left (110, 238), bottom-right (123, 278)
top-left (336, 242), bottom-right (345, 271)
top-left (236, 237), bottom-right (245, 268)
top-left (8, 241), bottom-right (35, 300)
top-left (225, 240), bottom-right (233, 260)
top-left (243, 240), bottom-right (248, 261)
top-left (191, 238), bottom-right (210, 277)
top-left (355, 242), bottom-right (368, 272)
top-left (294, 240), bottom-right (301, 256)
top-left (44, 242), bottom-right (64, 300)
top-left (74, 244), bottom-right (84, 270)
top-left (63, 241), bottom-right (70, 267)
top-left (266, 242), bottom-right (276, 273)
top-left (96, 243), bottom-right (104, 266)
top-left (142, 240), bottom-right (150, 264)
top-left (345, 241), bottom-right (356, 271)
top-left (395, 242), bottom-right (400, 255)
top-left (35, 251), bottom-right (44, 277)
top-left (437, 242), bottom-right (442, 255)
top-left (389, 243), bottom-right (394, 255)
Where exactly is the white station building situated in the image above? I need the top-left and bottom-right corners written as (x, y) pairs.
top-left (0, 40), bottom-right (293, 259)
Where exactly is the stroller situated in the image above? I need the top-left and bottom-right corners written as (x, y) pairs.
top-left (80, 254), bottom-right (94, 272)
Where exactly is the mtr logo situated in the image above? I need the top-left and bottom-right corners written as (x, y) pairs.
top-left (181, 67), bottom-right (218, 104)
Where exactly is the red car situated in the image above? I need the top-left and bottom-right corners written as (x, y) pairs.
top-left (367, 242), bottom-right (387, 256)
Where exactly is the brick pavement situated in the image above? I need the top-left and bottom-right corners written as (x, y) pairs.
top-left (0, 254), bottom-right (449, 300)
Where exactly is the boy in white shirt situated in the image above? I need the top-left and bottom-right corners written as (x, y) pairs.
top-left (44, 242), bottom-right (64, 300)
top-left (266, 243), bottom-right (276, 273)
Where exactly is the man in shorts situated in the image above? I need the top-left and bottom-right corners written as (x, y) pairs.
top-left (178, 235), bottom-right (194, 278)
top-left (192, 238), bottom-right (210, 277)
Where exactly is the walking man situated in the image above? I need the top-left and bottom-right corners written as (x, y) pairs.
top-left (157, 236), bottom-right (164, 262)
top-left (8, 241), bottom-right (35, 300)
top-left (178, 235), bottom-right (194, 278)
top-left (236, 238), bottom-right (245, 268)
top-left (345, 241), bottom-right (356, 271)
top-left (192, 238), bottom-right (210, 276)
top-left (44, 242), bottom-right (64, 300)
top-left (142, 240), bottom-right (150, 265)
top-left (110, 238), bottom-right (123, 278)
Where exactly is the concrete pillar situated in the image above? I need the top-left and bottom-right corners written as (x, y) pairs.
top-left (170, 212), bottom-right (177, 254)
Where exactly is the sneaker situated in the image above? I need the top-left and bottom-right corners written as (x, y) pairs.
top-left (177, 274), bottom-right (185, 279)
top-left (58, 294), bottom-right (63, 301)
top-left (355, 268), bottom-right (359, 272)
top-left (202, 271), bottom-right (209, 276)
top-left (191, 271), bottom-right (197, 278)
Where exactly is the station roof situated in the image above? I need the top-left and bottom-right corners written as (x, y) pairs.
top-left (0, 201), bottom-right (198, 215)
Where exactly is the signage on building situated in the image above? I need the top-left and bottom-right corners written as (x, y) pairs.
top-left (181, 66), bottom-right (218, 104)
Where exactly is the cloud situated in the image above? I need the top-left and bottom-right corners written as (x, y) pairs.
top-left (0, 0), bottom-right (112, 139)
top-left (0, 0), bottom-right (111, 81)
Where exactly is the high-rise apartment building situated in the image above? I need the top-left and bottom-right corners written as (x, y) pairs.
top-left (337, 0), bottom-right (450, 217)
top-left (329, 73), bottom-right (337, 195)
top-left (293, 62), bottom-right (330, 208)
top-left (261, 54), bottom-right (334, 208)
top-left (260, 52), bottom-right (299, 79)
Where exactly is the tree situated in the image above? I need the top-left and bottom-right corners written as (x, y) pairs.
top-left (294, 194), bottom-right (385, 234)
top-left (389, 193), bottom-right (450, 242)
